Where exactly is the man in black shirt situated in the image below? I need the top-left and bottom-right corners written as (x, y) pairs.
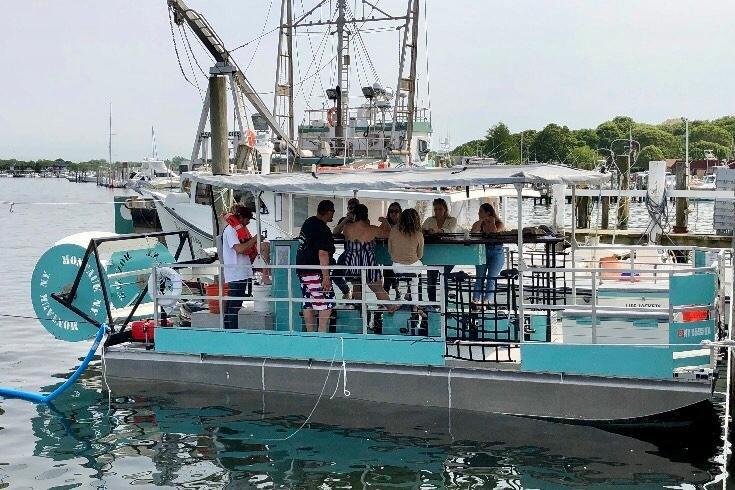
top-left (296, 200), bottom-right (336, 332)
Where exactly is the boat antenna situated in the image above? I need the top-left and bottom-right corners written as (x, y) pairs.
top-left (108, 102), bottom-right (113, 166)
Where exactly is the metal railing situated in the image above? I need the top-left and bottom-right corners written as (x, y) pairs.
top-left (150, 262), bottom-right (446, 338)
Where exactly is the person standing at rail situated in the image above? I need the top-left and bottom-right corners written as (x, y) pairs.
top-left (471, 202), bottom-right (505, 308)
top-left (296, 200), bottom-right (337, 332)
top-left (221, 204), bottom-right (257, 329)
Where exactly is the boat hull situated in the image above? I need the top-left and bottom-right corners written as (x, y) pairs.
top-left (105, 347), bottom-right (713, 422)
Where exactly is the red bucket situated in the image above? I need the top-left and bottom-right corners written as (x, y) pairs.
top-left (205, 283), bottom-right (229, 313)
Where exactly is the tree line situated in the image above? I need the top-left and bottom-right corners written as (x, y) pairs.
top-left (0, 156), bottom-right (188, 173)
top-left (452, 115), bottom-right (735, 170)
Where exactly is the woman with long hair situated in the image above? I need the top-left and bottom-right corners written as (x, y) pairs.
top-left (380, 202), bottom-right (403, 298)
top-left (422, 198), bottom-right (458, 303)
top-left (471, 202), bottom-right (505, 307)
top-left (388, 208), bottom-right (424, 309)
top-left (342, 204), bottom-right (396, 311)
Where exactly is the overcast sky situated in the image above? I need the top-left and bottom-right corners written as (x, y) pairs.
top-left (1, 0), bottom-right (733, 162)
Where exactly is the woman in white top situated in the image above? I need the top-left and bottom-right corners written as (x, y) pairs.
top-left (422, 198), bottom-right (458, 235)
top-left (422, 198), bottom-right (457, 302)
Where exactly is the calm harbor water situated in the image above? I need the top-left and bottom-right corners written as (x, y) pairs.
top-left (0, 178), bottom-right (728, 488)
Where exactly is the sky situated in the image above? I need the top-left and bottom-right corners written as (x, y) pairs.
top-left (0, 0), bottom-right (733, 162)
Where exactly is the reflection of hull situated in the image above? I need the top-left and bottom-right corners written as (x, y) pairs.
top-left (106, 380), bottom-right (720, 488)
top-left (27, 366), bottom-right (719, 488)
top-left (105, 348), bottom-right (714, 423)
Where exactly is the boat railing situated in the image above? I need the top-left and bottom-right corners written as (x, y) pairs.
top-left (149, 262), bottom-right (446, 338)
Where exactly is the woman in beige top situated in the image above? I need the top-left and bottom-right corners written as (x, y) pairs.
top-left (388, 208), bottom-right (424, 308)
top-left (422, 198), bottom-right (457, 302)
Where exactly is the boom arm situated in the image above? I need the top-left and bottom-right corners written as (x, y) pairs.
top-left (168, 0), bottom-right (296, 152)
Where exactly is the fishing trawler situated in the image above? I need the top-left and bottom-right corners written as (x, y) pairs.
top-left (28, 163), bottom-right (732, 423)
top-left (134, 0), bottom-right (434, 258)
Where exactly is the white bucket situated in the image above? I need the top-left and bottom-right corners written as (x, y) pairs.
top-left (252, 283), bottom-right (272, 313)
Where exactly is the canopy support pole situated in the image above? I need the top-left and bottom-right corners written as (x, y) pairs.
top-left (515, 183), bottom-right (525, 342)
top-left (571, 185), bottom-right (577, 304)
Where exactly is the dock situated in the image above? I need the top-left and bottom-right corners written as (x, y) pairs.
top-left (570, 229), bottom-right (734, 248)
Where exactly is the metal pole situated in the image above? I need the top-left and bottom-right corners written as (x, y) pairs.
top-left (591, 270), bottom-right (597, 344)
top-left (288, 263), bottom-right (294, 331)
top-left (361, 269), bottom-right (368, 334)
top-left (515, 184), bottom-right (525, 340)
top-left (571, 185), bottom-right (577, 304)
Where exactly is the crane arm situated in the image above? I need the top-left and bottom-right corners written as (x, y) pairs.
top-left (168, 0), bottom-right (297, 153)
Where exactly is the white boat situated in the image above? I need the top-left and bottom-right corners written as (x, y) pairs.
top-left (690, 173), bottom-right (716, 191)
top-left (126, 158), bottom-right (179, 191)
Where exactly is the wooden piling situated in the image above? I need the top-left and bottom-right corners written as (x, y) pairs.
top-left (673, 160), bottom-right (688, 233)
top-left (617, 157), bottom-right (630, 229)
top-left (209, 76), bottom-right (228, 176)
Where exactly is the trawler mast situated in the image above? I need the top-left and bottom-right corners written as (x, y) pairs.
top-left (273, 0), bottom-right (422, 160)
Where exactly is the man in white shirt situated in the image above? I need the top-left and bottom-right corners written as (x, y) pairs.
top-left (221, 205), bottom-right (258, 329)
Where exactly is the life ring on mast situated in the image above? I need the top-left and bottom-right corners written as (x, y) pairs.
top-left (148, 267), bottom-right (183, 308)
top-left (326, 107), bottom-right (338, 127)
top-left (245, 129), bottom-right (256, 148)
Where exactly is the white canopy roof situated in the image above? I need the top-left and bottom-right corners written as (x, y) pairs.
top-left (183, 164), bottom-right (608, 194)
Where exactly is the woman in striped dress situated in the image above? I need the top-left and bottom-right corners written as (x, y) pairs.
top-left (342, 204), bottom-right (396, 312)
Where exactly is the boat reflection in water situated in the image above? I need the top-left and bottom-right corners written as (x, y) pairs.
top-left (27, 365), bottom-right (723, 488)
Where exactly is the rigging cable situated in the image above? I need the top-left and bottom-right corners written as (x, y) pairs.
top-left (180, 24), bottom-right (208, 77)
top-left (168, 7), bottom-right (201, 96)
top-left (230, 25), bottom-right (281, 53)
top-left (299, 0), bottom-right (326, 98)
top-left (244, 0), bottom-right (276, 72)
top-left (178, 24), bottom-right (203, 98)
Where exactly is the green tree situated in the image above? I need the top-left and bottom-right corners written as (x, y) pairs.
top-left (451, 139), bottom-right (486, 156)
top-left (689, 123), bottom-right (732, 148)
top-left (612, 116), bottom-right (635, 134)
top-left (689, 141), bottom-right (730, 161)
top-left (635, 145), bottom-right (665, 170)
top-left (485, 122), bottom-right (516, 161)
top-left (572, 128), bottom-right (598, 150)
top-left (632, 124), bottom-right (680, 157)
top-left (712, 116), bottom-right (735, 137)
top-left (515, 129), bottom-right (537, 163)
top-left (596, 121), bottom-right (625, 150)
top-left (531, 124), bottom-right (578, 163)
top-left (566, 145), bottom-right (598, 170)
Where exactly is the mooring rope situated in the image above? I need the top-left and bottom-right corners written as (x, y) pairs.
top-left (264, 340), bottom-right (342, 442)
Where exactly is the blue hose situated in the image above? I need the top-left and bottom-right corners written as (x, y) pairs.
top-left (0, 324), bottom-right (107, 404)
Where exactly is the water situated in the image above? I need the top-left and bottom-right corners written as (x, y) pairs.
top-left (0, 178), bottom-right (728, 488)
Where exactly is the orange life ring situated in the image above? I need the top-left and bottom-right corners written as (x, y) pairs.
top-left (326, 107), bottom-right (338, 127)
top-left (245, 129), bottom-right (256, 148)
